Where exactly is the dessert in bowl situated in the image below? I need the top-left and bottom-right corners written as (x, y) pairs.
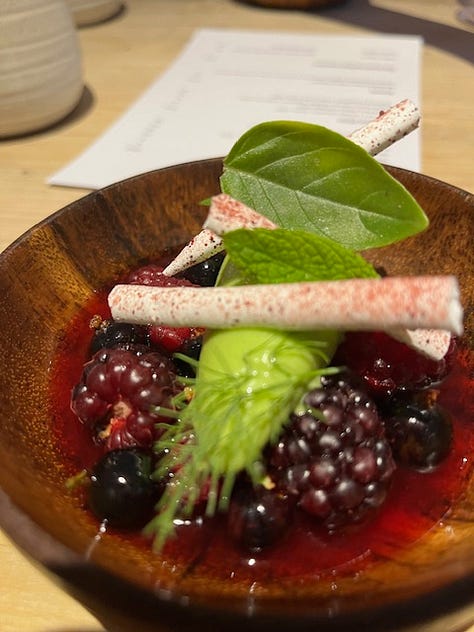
top-left (0, 105), bottom-right (473, 632)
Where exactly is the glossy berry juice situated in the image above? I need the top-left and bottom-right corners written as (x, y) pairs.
top-left (49, 271), bottom-right (474, 587)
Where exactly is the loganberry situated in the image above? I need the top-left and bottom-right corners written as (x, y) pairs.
top-left (126, 264), bottom-right (193, 287)
top-left (71, 346), bottom-right (179, 451)
top-left (125, 263), bottom-right (203, 355)
top-left (149, 325), bottom-right (201, 354)
top-left (333, 331), bottom-right (457, 397)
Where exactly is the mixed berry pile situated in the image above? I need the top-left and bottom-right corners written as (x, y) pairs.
top-left (69, 254), bottom-right (456, 552)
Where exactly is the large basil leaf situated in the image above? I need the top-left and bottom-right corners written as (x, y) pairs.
top-left (220, 121), bottom-right (428, 251)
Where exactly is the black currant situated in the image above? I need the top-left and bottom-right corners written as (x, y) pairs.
top-left (173, 335), bottom-right (203, 377)
top-left (89, 320), bottom-right (149, 355)
top-left (88, 448), bottom-right (157, 529)
top-left (180, 252), bottom-right (225, 287)
top-left (227, 484), bottom-right (291, 552)
top-left (383, 394), bottom-right (453, 470)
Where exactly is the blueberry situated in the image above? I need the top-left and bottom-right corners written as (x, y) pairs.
top-left (88, 449), bottom-right (157, 529)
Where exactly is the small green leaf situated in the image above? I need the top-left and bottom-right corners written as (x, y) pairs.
top-left (220, 121), bottom-right (428, 250)
top-left (223, 228), bottom-right (378, 284)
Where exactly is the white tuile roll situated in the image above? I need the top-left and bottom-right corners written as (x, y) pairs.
top-left (348, 99), bottom-right (420, 156)
top-left (109, 276), bottom-right (463, 342)
top-left (162, 229), bottom-right (224, 276)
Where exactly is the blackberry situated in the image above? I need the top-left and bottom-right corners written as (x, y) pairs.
top-left (71, 346), bottom-right (179, 451)
top-left (382, 392), bottom-right (453, 470)
top-left (88, 448), bottom-right (157, 529)
top-left (333, 331), bottom-right (457, 397)
top-left (268, 374), bottom-right (395, 531)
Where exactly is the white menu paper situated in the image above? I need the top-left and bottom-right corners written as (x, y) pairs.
top-left (49, 28), bottom-right (422, 190)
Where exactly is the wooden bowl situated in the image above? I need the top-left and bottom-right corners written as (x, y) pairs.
top-left (0, 159), bottom-right (473, 632)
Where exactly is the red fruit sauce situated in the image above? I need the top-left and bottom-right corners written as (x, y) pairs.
top-left (49, 283), bottom-right (474, 584)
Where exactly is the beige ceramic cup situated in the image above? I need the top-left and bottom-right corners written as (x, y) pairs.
top-left (0, 0), bottom-right (83, 138)
top-left (66, 0), bottom-right (122, 26)
top-left (237, 0), bottom-right (346, 7)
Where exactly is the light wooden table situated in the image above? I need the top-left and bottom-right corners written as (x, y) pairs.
top-left (0, 1), bottom-right (472, 630)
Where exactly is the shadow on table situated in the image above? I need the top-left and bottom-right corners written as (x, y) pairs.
top-left (315, 0), bottom-right (474, 64)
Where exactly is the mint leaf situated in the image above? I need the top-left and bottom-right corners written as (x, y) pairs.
top-left (220, 121), bottom-right (428, 251)
top-left (223, 228), bottom-right (379, 284)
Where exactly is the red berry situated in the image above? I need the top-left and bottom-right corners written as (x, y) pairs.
top-left (333, 331), bottom-right (456, 397)
top-left (125, 264), bottom-right (202, 354)
top-left (149, 325), bottom-right (193, 353)
top-left (126, 264), bottom-right (194, 287)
